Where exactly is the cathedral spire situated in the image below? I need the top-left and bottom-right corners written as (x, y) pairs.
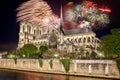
top-left (60, 2), bottom-right (64, 44)
top-left (60, 3), bottom-right (63, 25)
top-left (60, 2), bottom-right (64, 33)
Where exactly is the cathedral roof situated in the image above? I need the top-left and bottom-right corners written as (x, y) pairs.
top-left (63, 28), bottom-right (93, 35)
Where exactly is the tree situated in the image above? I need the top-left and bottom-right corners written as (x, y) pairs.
top-left (99, 28), bottom-right (120, 58)
top-left (38, 46), bottom-right (48, 58)
top-left (60, 58), bottom-right (71, 73)
top-left (6, 51), bottom-right (20, 64)
top-left (21, 44), bottom-right (37, 58)
top-left (7, 52), bottom-right (19, 59)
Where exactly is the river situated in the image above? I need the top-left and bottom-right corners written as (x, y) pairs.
top-left (0, 69), bottom-right (111, 80)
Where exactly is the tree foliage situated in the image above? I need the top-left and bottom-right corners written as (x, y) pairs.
top-left (7, 52), bottom-right (19, 59)
top-left (38, 58), bottom-right (43, 67)
top-left (49, 59), bottom-right (53, 69)
top-left (6, 51), bottom-right (20, 64)
top-left (21, 44), bottom-right (37, 58)
top-left (116, 58), bottom-right (120, 70)
top-left (38, 46), bottom-right (48, 58)
top-left (60, 58), bottom-right (71, 73)
top-left (99, 28), bottom-right (120, 58)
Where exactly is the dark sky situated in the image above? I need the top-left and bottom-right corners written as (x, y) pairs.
top-left (0, 0), bottom-right (120, 51)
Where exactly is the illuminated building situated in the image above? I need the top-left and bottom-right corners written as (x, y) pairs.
top-left (18, 5), bottom-right (101, 57)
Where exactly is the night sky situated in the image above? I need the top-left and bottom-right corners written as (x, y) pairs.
top-left (0, 0), bottom-right (120, 51)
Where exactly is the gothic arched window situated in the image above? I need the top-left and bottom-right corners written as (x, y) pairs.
top-left (83, 38), bottom-right (86, 43)
top-left (88, 37), bottom-right (90, 43)
top-left (79, 38), bottom-right (81, 43)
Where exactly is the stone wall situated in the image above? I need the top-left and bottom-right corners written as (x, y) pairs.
top-left (0, 59), bottom-right (119, 79)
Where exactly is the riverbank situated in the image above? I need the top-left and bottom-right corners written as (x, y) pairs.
top-left (0, 69), bottom-right (114, 80)
top-left (0, 59), bottom-right (120, 79)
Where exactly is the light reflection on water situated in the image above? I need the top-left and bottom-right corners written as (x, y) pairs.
top-left (0, 69), bottom-right (110, 80)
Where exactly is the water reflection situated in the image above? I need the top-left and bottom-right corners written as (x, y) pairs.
top-left (0, 69), bottom-right (110, 80)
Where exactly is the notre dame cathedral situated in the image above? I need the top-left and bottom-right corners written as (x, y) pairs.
top-left (18, 20), bottom-right (101, 57)
top-left (17, 6), bottom-right (102, 58)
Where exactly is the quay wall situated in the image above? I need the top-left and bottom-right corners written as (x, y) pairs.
top-left (0, 59), bottom-right (119, 79)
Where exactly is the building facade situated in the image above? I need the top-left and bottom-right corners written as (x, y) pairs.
top-left (18, 21), bottom-right (101, 57)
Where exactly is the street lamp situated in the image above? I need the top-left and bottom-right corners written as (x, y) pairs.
top-left (99, 53), bottom-right (103, 59)
top-left (53, 53), bottom-right (59, 59)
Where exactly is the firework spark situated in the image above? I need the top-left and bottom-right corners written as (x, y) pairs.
top-left (16, 0), bottom-right (59, 31)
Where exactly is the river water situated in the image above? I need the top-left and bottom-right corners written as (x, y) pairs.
top-left (0, 69), bottom-right (111, 80)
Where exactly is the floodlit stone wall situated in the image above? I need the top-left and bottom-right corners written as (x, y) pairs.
top-left (0, 59), bottom-right (119, 79)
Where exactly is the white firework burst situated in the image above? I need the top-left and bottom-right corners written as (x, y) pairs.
top-left (16, 0), bottom-right (56, 27)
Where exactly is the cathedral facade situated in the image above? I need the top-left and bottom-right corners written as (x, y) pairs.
top-left (18, 21), bottom-right (100, 57)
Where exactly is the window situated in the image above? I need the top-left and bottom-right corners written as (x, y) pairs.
top-left (36, 30), bottom-right (39, 35)
top-left (34, 30), bottom-right (36, 34)
top-left (40, 30), bottom-right (41, 35)
top-left (52, 29), bottom-right (55, 32)
top-left (33, 36), bottom-right (35, 40)
top-left (28, 26), bottom-right (31, 33)
top-left (92, 37), bottom-right (94, 42)
top-left (75, 49), bottom-right (77, 51)
top-left (83, 38), bottom-right (86, 43)
top-left (88, 37), bottom-right (90, 43)
top-left (79, 38), bottom-right (81, 43)
top-left (75, 38), bottom-right (77, 43)
top-left (23, 26), bottom-right (25, 32)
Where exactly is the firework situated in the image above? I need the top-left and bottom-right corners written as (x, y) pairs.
top-left (16, 0), bottom-right (58, 33)
top-left (82, 0), bottom-right (97, 9)
top-left (63, 0), bottom-right (111, 30)
top-left (43, 15), bottom-right (59, 28)
top-left (99, 8), bottom-right (111, 13)
top-left (64, 10), bottom-right (75, 22)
